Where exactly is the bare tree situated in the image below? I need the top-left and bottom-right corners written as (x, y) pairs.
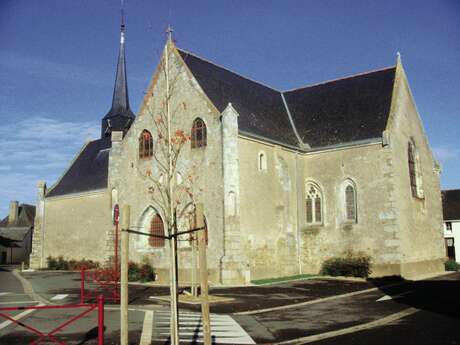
top-left (139, 36), bottom-right (202, 345)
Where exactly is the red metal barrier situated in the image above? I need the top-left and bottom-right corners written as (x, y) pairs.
top-left (0, 295), bottom-right (105, 345)
top-left (81, 268), bottom-right (120, 303)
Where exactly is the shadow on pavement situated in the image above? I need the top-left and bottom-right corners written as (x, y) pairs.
top-left (369, 272), bottom-right (460, 318)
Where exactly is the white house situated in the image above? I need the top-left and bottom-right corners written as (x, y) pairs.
top-left (442, 189), bottom-right (460, 262)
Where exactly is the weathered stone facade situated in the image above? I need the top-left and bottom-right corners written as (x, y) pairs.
top-left (31, 41), bottom-right (445, 283)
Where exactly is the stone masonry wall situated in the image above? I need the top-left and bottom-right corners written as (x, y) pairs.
top-left (239, 138), bottom-right (300, 280)
top-left (40, 191), bottom-right (111, 264)
top-left (299, 143), bottom-right (400, 276)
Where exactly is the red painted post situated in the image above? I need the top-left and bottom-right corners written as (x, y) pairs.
top-left (98, 295), bottom-right (105, 345)
top-left (80, 269), bottom-right (85, 304)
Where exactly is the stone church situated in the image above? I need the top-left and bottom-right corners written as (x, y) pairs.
top-left (30, 22), bottom-right (446, 284)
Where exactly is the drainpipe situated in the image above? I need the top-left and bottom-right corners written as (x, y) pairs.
top-left (295, 152), bottom-right (303, 274)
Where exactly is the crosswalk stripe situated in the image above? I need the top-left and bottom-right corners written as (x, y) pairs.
top-left (139, 310), bottom-right (153, 345)
top-left (152, 311), bottom-right (255, 344)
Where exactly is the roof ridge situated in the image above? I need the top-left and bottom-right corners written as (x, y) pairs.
top-left (177, 47), bottom-right (282, 93)
top-left (282, 65), bottom-right (396, 93)
top-left (442, 189), bottom-right (460, 192)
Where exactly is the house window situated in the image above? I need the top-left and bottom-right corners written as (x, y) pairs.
top-left (258, 152), bottom-right (267, 171)
top-left (306, 183), bottom-right (323, 224)
top-left (344, 182), bottom-right (357, 222)
top-left (149, 214), bottom-right (165, 248)
top-left (139, 130), bottom-right (153, 159)
top-left (408, 141), bottom-right (423, 198)
top-left (446, 222), bottom-right (452, 231)
top-left (191, 118), bottom-right (207, 148)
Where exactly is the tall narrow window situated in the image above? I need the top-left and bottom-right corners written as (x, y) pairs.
top-left (305, 183), bottom-right (323, 224)
top-left (191, 118), bottom-right (207, 148)
top-left (139, 130), bottom-right (153, 159)
top-left (345, 184), bottom-right (357, 222)
top-left (149, 214), bottom-right (165, 248)
top-left (408, 141), bottom-right (423, 198)
top-left (408, 142), bottom-right (417, 196)
top-left (258, 152), bottom-right (267, 171)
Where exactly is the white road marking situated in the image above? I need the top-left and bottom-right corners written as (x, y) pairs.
top-left (278, 307), bottom-right (419, 344)
top-left (0, 293), bottom-right (11, 296)
top-left (139, 310), bottom-right (154, 345)
top-left (0, 302), bottom-right (45, 331)
top-left (152, 311), bottom-right (255, 344)
top-left (50, 294), bottom-right (68, 301)
top-left (376, 291), bottom-right (411, 302)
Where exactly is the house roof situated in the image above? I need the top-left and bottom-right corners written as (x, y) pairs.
top-left (46, 139), bottom-right (110, 197)
top-left (178, 48), bottom-right (396, 149)
top-left (0, 227), bottom-right (31, 242)
top-left (0, 204), bottom-right (35, 228)
top-left (442, 189), bottom-right (460, 221)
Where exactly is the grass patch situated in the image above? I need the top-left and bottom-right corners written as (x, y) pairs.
top-left (251, 274), bottom-right (317, 285)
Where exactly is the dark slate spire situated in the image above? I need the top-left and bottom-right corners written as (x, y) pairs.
top-left (101, 12), bottom-right (135, 138)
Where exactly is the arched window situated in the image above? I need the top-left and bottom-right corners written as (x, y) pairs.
top-left (258, 152), bottom-right (267, 171)
top-left (139, 130), bottom-right (153, 159)
top-left (191, 118), bottom-right (207, 148)
top-left (344, 183), bottom-right (357, 222)
top-left (305, 183), bottom-right (323, 224)
top-left (408, 141), bottom-right (423, 198)
top-left (149, 214), bottom-right (165, 248)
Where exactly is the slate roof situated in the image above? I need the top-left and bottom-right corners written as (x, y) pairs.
top-left (0, 228), bottom-right (31, 242)
top-left (283, 68), bottom-right (396, 148)
top-left (178, 49), bottom-right (299, 146)
top-left (46, 139), bottom-right (110, 197)
top-left (178, 48), bottom-right (396, 149)
top-left (442, 189), bottom-right (460, 221)
top-left (0, 204), bottom-right (35, 228)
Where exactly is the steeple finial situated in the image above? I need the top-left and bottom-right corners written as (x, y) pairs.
top-left (396, 51), bottom-right (402, 65)
top-left (166, 24), bottom-right (173, 43)
top-left (120, 5), bottom-right (125, 44)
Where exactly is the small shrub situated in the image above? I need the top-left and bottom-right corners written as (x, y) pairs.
top-left (128, 262), bottom-right (141, 282)
top-left (321, 255), bottom-right (372, 278)
top-left (139, 263), bottom-right (155, 282)
top-left (46, 256), bottom-right (100, 271)
top-left (46, 256), bottom-right (57, 270)
top-left (128, 261), bottom-right (155, 282)
top-left (445, 259), bottom-right (459, 271)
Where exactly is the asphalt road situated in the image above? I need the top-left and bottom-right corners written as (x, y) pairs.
top-left (1, 266), bottom-right (459, 344)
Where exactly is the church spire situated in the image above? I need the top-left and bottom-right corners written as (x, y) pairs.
top-left (101, 8), bottom-right (135, 139)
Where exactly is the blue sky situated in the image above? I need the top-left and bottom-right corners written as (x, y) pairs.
top-left (0, 0), bottom-right (459, 217)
